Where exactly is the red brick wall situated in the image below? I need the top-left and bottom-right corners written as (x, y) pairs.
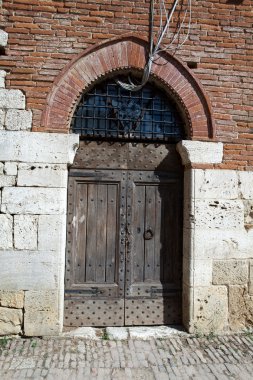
top-left (0, 0), bottom-right (252, 170)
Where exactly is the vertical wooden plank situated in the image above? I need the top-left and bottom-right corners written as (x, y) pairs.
top-left (74, 182), bottom-right (88, 283)
top-left (154, 185), bottom-right (162, 282)
top-left (132, 183), bottom-right (145, 282)
top-left (144, 185), bottom-right (156, 281)
top-left (170, 182), bottom-right (182, 287)
top-left (163, 182), bottom-right (176, 284)
top-left (96, 184), bottom-right (108, 282)
top-left (85, 183), bottom-right (97, 282)
top-left (158, 183), bottom-right (166, 283)
top-left (106, 184), bottom-right (118, 283)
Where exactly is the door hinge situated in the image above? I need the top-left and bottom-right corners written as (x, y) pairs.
top-left (65, 287), bottom-right (102, 297)
top-left (145, 287), bottom-right (175, 297)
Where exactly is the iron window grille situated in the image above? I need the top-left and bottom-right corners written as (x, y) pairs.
top-left (71, 78), bottom-right (185, 142)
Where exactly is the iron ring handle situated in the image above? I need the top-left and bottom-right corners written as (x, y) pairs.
top-left (144, 227), bottom-right (153, 240)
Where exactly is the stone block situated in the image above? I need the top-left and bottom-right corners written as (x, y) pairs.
top-left (106, 327), bottom-right (128, 340)
top-left (249, 260), bottom-right (253, 295)
top-left (0, 89), bottom-right (25, 109)
top-left (192, 286), bottom-right (228, 334)
top-left (0, 162), bottom-right (4, 175)
top-left (0, 109), bottom-right (4, 129)
top-left (238, 172), bottom-right (253, 199)
top-left (0, 291), bottom-right (24, 309)
top-left (38, 215), bottom-right (66, 251)
top-left (0, 307), bottom-right (23, 335)
top-left (0, 214), bottom-right (13, 249)
top-left (4, 162), bottom-right (17, 176)
top-left (0, 175), bottom-right (16, 187)
top-left (0, 30), bottom-right (8, 47)
top-left (1, 187), bottom-right (67, 215)
top-left (184, 199), bottom-right (244, 230)
top-left (0, 250), bottom-right (62, 291)
top-left (183, 258), bottom-right (212, 287)
top-left (183, 198), bottom-right (194, 229)
top-left (182, 285), bottom-right (193, 331)
top-left (62, 327), bottom-right (100, 339)
top-left (228, 285), bottom-right (253, 331)
top-left (0, 29), bottom-right (8, 47)
top-left (243, 200), bottom-right (253, 230)
top-left (0, 70), bottom-right (6, 88)
top-left (128, 326), bottom-right (186, 340)
top-left (5, 109), bottom-right (32, 131)
top-left (17, 164), bottom-right (67, 188)
top-left (182, 227), bottom-right (194, 261)
top-left (24, 290), bottom-right (60, 336)
top-left (194, 169), bottom-right (238, 199)
top-left (183, 169), bottom-right (192, 200)
top-left (14, 215), bottom-right (38, 250)
top-left (177, 140), bottom-right (223, 165)
top-left (0, 131), bottom-right (79, 164)
top-left (213, 260), bottom-right (248, 285)
top-left (193, 229), bottom-right (253, 260)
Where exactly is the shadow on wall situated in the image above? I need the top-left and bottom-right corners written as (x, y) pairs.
top-left (154, 146), bottom-right (184, 325)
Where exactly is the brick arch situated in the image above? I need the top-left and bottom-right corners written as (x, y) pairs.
top-left (40, 35), bottom-right (215, 139)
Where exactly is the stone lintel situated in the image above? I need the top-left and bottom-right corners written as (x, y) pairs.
top-left (177, 140), bottom-right (223, 165)
top-left (0, 131), bottom-right (79, 164)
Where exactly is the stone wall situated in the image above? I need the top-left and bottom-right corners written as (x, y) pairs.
top-left (182, 164), bottom-right (253, 333)
top-left (0, 64), bottom-right (79, 336)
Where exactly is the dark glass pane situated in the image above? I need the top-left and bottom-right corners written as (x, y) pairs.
top-left (72, 78), bottom-right (185, 142)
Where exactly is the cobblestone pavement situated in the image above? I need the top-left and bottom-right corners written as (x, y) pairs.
top-left (0, 334), bottom-right (253, 379)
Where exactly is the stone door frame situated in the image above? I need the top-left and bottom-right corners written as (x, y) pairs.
top-left (59, 137), bottom-right (224, 333)
top-left (176, 140), bottom-right (223, 332)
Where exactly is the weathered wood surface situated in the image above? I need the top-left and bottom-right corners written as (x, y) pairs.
top-left (65, 142), bottom-right (183, 327)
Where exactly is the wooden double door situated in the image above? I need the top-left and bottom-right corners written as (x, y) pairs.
top-left (64, 141), bottom-right (183, 327)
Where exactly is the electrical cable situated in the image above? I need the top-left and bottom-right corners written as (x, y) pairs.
top-left (117, 0), bottom-right (192, 92)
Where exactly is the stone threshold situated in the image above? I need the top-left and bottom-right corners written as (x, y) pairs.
top-left (60, 326), bottom-right (187, 340)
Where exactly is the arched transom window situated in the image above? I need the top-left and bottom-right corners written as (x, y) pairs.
top-left (72, 78), bottom-right (185, 142)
